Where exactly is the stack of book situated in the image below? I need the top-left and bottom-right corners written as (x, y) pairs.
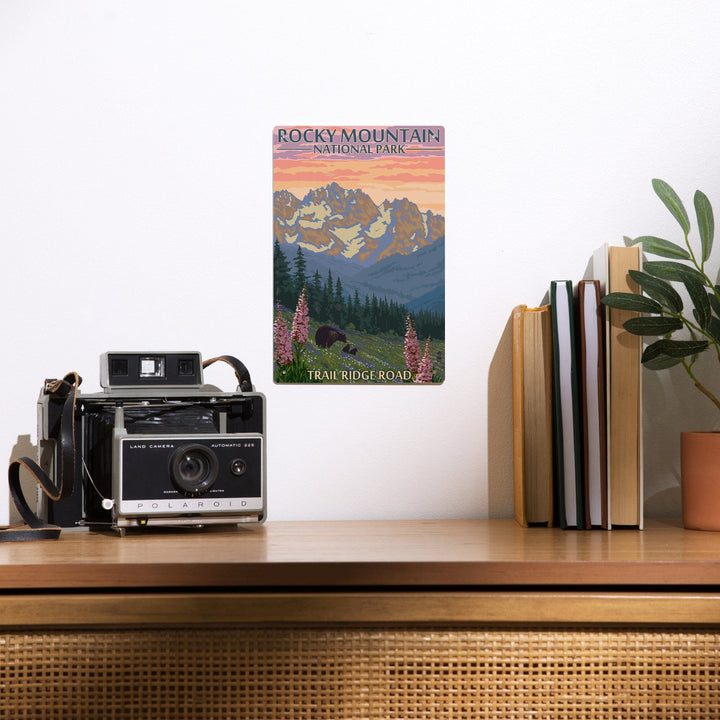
top-left (512, 244), bottom-right (643, 529)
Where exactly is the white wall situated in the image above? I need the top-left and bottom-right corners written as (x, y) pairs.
top-left (3, 1), bottom-right (720, 525)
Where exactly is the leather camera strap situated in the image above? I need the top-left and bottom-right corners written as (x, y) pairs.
top-left (1, 372), bottom-right (81, 542)
top-left (202, 355), bottom-right (253, 392)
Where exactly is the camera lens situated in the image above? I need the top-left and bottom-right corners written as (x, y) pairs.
top-left (170, 444), bottom-right (218, 497)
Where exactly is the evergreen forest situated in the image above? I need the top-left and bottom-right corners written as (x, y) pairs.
top-left (273, 240), bottom-right (444, 341)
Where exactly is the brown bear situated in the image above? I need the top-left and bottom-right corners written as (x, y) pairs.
top-left (315, 325), bottom-right (347, 348)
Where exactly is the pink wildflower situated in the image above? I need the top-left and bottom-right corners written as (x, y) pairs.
top-left (404, 314), bottom-right (421, 373)
top-left (291, 288), bottom-right (309, 344)
top-left (415, 338), bottom-right (433, 383)
top-left (273, 314), bottom-right (293, 367)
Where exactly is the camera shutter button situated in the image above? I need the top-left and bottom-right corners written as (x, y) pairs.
top-left (231, 459), bottom-right (247, 476)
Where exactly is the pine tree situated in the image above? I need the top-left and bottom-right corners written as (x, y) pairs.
top-left (370, 295), bottom-right (379, 333)
top-left (309, 270), bottom-right (323, 318)
top-left (293, 247), bottom-right (308, 298)
top-left (273, 239), bottom-right (294, 309)
top-left (363, 295), bottom-right (372, 332)
top-left (350, 289), bottom-right (361, 329)
top-left (334, 277), bottom-right (345, 326)
top-left (346, 293), bottom-right (354, 328)
top-left (323, 270), bottom-right (334, 323)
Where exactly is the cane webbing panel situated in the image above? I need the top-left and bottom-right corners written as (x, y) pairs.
top-left (0, 626), bottom-right (718, 719)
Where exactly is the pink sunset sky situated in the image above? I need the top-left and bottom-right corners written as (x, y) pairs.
top-left (273, 126), bottom-right (445, 215)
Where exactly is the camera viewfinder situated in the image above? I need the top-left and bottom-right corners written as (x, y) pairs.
top-left (178, 358), bottom-right (195, 376)
top-left (110, 358), bottom-right (129, 377)
top-left (139, 356), bottom-right (166, 378)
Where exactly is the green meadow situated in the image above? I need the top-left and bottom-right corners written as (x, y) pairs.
top-left (274, 309), bottom-right (445, 385)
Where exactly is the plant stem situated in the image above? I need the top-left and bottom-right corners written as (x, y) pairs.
top-left (664, 309), bottom-right (720, 365)
top-left (685, 230), bottom-right (700, 269)
top-left (693, 381), bottom-right (720, 412)
top-left (682, 359), bottom-right (720, 411)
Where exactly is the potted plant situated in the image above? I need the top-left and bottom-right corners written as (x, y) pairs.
top-left (602, 179), bottom-right (720, 530)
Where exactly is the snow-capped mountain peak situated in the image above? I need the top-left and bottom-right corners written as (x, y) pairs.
top-left (273, 183), bottom-right (444, 264)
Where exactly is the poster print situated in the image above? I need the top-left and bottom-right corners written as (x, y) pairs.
top-left (273, 125), bottom-right (445, 385)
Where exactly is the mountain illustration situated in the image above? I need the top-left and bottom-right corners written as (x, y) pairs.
top-left (273, 182), bottom-right (445, 266)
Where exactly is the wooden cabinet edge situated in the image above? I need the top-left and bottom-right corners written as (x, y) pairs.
top-left (0, 591), bottom-right (717, 628)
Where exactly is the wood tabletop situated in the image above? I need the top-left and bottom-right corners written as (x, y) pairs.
top-left (0, 518), bottom-right (718, 590)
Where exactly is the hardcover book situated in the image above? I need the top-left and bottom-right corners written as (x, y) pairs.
top-left (512, 304), bottom-right (554, 527)
top-left (578, 279), bottom-right (608, 528)
top-left (606, 246), bottom-right (644, 528)
top-left (550, 280), bottom-right (586, 529)
top-left (273, 126), bottom-right (445, 385)
top-left (592, 244), bottom-right (644, 529)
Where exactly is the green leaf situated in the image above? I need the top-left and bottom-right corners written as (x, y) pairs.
top-left (652, 178), bottom-right (690, 235)
top-left (643, 354), bottom-right (685, 371)
top-left (708, 316), bottom-right (720, 345)
top-left (629, 235), bottom-right (691, 260)
top-left (643, 260), bottom-right (707, 284)
top-left (684, 275), bottom-right (712, 329)
top-left (710, 292), bottom-right (720, 319)
top-left (628, 270), bottom-right (683, 313)
top-left (601, 292), bottom-right (662, 313)
top-left (623, 316), bottom-right (683, 335)
top-left (642, 338), bottom-right (709, 362)
top-left (694, 190), bottom-right (714, 262)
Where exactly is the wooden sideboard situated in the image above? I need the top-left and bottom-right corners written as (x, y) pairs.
top-left (1, 518), bottom-right (718, 718)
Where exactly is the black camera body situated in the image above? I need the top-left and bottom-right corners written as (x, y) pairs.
top-left (37, 352), bottom-right (266, 533)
